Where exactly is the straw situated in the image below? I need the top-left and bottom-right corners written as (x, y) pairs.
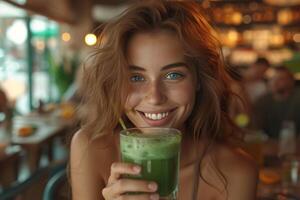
top-left (119, 118), bottom-right (127, 130)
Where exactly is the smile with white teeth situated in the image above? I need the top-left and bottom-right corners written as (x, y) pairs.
top-left (144, 112), bottom-right (169, 120)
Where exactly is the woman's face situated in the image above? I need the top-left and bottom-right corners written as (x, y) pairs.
top-left (124, 31), bottom-right (197, 131)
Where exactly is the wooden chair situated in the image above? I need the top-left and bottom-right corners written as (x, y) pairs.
top-left (43, 168), bottom-right (69, 200)
top-left (0, 160), bottom-right (69, 200)
top-left (0, 166), bottom-right (49, 200)
top-left (0, 145), bottom-right (21, 188)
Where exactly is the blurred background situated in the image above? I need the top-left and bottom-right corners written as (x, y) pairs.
top-left (0, 0), bottom-right (300, 199)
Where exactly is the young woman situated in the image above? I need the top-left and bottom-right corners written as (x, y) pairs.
top-left (70, 1), bottom-right (258, 200)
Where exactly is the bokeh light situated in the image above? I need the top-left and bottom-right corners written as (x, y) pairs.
top-left (85, 33), bottom-right (97, 46)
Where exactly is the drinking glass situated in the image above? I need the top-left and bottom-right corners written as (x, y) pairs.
top-left (120, 127), bottom-right (181, 200)
top-left (244, 131), bottom-right (268, 166)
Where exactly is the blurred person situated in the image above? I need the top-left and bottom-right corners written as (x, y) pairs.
top-left (0, 88), bottom-right (8, 114)
top-left (243, 57), bottom-right (270, 103)
top-left (70, 1), bottom-right (258, 200)
top-left (253, 66), bottom-right (300, 138)
top-left (284, 43), bottom-right (300, 75)
top-left (0, 88), bottom-right (12, 132)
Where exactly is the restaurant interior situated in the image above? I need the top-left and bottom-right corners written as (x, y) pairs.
top-left (0, 0), bottom-right (300, 199)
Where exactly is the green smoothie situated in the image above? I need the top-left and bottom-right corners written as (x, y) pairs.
top-left (120, 128), bottom-right (181, 199)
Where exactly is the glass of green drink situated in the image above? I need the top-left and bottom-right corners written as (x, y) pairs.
top-left (120, 127), bottom-right (181, 200)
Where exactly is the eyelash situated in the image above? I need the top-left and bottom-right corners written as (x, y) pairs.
top-left (129, 72), bottom-right (185, 83)
top-left (165, 72), bottom-right (184, 80)
top-left (130, 74), bottom-right (145, 82)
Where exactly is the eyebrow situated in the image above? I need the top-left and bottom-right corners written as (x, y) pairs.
top-left (129, 62), bottom-right (188, 71)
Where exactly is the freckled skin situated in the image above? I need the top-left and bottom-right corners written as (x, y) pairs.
top-left (125, 31), bottom-right (196, 132)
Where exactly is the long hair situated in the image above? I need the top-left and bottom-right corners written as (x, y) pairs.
top-left (79, 0), bottom-right (243, 197)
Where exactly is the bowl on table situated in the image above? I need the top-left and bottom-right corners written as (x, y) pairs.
top-left (17, 125), bottom-right (38, 137)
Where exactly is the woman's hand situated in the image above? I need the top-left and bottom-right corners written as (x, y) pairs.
top-left (102, 162), bottom-right (159, 200)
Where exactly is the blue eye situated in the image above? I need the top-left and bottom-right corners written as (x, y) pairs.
top-left (166, 72), bottom-right (183, 80)
top-left (130, 75), bottom-right (145, 82)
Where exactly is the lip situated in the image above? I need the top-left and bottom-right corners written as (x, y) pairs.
top-left (139, 108), bottom-right (176, 113)
top-left (137, 109), bottom-right (176, 127)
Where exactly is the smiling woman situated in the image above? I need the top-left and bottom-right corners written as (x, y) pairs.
top-left (125, 31), bottom-right (196, 130)
top-left (70, 1), bottom-right (258, 200)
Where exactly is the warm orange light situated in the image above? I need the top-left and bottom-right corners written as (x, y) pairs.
top-left (61, 32), bottom-right (71, 42)
top-left (270, 34), bottom-right (284, 46)
top-left (36, 40), bottom-right (45, 51)
top-left (277, 9), bottom-right (293, 25)
top-left (223, 30), bottom-right (239, 47)
top-left (232, 12), bottom-right (242, 25)
top-left (228, 30), bottom-right (239, 42)
top-left (293, 33), bottom-right (300, 43)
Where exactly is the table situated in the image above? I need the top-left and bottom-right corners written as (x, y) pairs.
top-left (257, 138), bottom-right (300, 199)
top-left (0, 114), bottom-right (76, 173)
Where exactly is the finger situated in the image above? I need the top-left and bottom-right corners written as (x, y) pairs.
top-left (103, 179), bottom-right (158, 200)
top-left (116, 193), bottom-right (159, 200)
top-left (111, 179), bottom-right (158, 195)
top-left (108, 162), bottom-right (141, 184)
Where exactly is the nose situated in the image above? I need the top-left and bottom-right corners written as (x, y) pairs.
top-left (144, 81), bottom-right (167, 105)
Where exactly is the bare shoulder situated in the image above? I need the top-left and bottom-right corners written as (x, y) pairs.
top-left (70, 129), bottom-right (118, 200)
top-left (70, 130), bottom-right (89, 167)
top-left (212, 142), bottom-right (258, 200)
top-left (70, 130), bottom-right (95, 168)
top-left (71, 129), bottom-right (119, 170)
top-left (71, 129), bottom-right (115, 152)
top-left (213, 142), bottom-right (258, 175)
top-left (71, 129), bottom-right (89, 153)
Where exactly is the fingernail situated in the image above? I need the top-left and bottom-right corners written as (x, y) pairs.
top-left (148, 182), bottom-right (157, 191)
top-left (150, 193), bottom-right (159, 200)
top-left (133, 166), bottom-right (141, 173)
